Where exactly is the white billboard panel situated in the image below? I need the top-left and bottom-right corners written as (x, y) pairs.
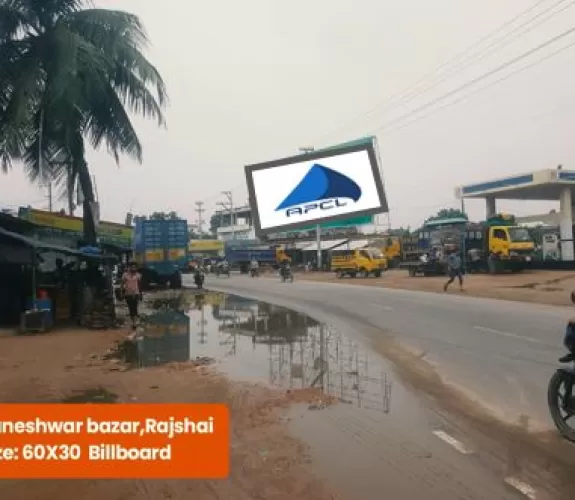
top-left (245, 142), bottom-right (388, 235)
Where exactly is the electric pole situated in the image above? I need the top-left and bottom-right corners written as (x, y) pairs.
top-left (195, 201), bottom-right (205, 237)
top-left (216, 202), bottom-right (226, 235)
top-left (221, 190), bottom-right (234, 240)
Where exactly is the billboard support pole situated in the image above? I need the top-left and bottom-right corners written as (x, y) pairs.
top-left (299, 147), bottom-right (321, 269)
top-left (316, 224), bottom-right (321, 270)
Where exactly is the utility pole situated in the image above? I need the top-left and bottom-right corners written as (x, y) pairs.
top-left (460, 197), bottom-right (467, 274)
top-left (299, 147), bottom-right (321, 270)
top-left (216, 202), bottom-right (226, 237)
top-left (195, 201), bottom-right (205, 237)
top-left (221, 190), bottom-right (234, 240)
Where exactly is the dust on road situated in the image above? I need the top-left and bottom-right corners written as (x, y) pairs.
top-left (295, 269), bottom-right (575, 307)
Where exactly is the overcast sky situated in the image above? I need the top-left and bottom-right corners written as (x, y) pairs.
top-left (2, 0), bottom-right (575, 228)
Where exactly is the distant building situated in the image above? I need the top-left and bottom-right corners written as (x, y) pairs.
top-left (214, 205), bottom-right (255, 241)
top-left (213, 203), bottom-right (382, 243)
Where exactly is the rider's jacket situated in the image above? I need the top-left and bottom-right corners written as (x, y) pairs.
top-left (565, 320), bottom-right (575, 352)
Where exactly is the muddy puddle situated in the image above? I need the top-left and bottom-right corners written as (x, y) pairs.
top-left (126, 290), bottom-right (575, 500)
top-left (136, 291), bottom-right (396, 413)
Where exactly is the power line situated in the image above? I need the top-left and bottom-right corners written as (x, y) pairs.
top-left (310, 0), bottom-right (565, 144)
top-left (371, 25), bottom-right (575, 134)
top-left (381, 39), bottom-right (575, 137)
top-left (392, 0), bottom-right (575, 114)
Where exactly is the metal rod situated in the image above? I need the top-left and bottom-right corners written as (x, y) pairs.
top-left (316, 224), bottom-right (322, 269)
top-left (299, 147), bottom-right (321, 268)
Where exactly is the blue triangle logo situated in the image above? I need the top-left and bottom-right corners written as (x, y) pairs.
top-left (275, 164), bottom-right (362, 211)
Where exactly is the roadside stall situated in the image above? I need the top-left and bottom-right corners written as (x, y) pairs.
top-left (300, 239), bottom-right (348, 270)
top-left (0, 227), bottom-right (117, 332)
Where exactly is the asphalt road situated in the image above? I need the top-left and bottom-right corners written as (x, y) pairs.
top-left (194, 273), bottom-right (574, 431)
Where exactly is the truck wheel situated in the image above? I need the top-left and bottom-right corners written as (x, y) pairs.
top-left (170, 272), bottom-right (182, 289)
top-left (408, 267), bottom-right (416, 277)
top-left (374, 270), bottom-right (382, 278)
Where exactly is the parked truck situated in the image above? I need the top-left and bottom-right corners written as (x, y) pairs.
top-left (464, 214), bottom-right (535, 272)
top-left (225, 242), bottom-right (290, 273)
top-left (133, 218), bottom-right (189, 289)
top-left (330, 246), bottom-right (388, 278)
top-left (399, 213), bottom-right (536, 276)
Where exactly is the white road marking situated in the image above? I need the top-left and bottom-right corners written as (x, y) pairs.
top-left (504, 476), bottom-right (537, 499)
top-left (473, 326), bottom-right (543, 345)
top-left (432, 430), bottom-right (473, 454)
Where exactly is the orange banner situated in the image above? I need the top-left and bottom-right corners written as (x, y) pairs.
top-left (0, 404), bottom-right (229, 479)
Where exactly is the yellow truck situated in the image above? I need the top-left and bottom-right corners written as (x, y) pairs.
top-left (330, 247), bottom-right (388, 278)
top-left (466, 214), bottom-right (534, 256)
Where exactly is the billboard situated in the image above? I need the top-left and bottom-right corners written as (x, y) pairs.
top-left (18, 207), bottom-right (133, 246)
top-left (188, 239), bottom-right (224, 253)
top-left (245, 141), bottom-right (388, 235)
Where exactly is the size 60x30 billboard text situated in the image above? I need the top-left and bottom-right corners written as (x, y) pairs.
top-left (245, 142), bottom-right (388, 235)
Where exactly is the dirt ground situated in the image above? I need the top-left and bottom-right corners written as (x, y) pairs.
top-left (0, 327), bottom-right (339, 500)
top-left (295, 269), bottom-right (575, 307)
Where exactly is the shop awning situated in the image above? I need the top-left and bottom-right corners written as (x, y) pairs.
top-left (293, 241), bottom-right (313, 250)
top-left (301, 239), bottom-right (349, 252)
top-left (332, 239), bottom-right (370, 251)
top-left (0, 227), bottom-right (114, 261)
top-left (0, 242), bottom-right (33, 264)
top-left (0, 227), bottom-right (82, 255)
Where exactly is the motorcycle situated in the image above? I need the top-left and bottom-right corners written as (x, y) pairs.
top-left (280, 267), bottom-right (293, 283)
top-left (548, 292), bottom-right (575, 442)
top-left (194, 271), bottom-right (205, 290)
top-left (249, 268), bottom-right (259, 277)
top-left (216, 265), bottom-right (230, 278)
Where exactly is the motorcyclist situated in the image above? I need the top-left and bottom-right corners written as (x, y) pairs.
top-left (194, 265), bottom-right (204, 288)
top-left (217, 258), bottom-right (229, 276)
top-left (560, 292), bottom-right (575, 409)
top-left (249, 257), bottom-right (259, 276)
top-left (280, 260), bottom-right (291, 277)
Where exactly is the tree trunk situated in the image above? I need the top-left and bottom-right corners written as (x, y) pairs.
top-left (76, 160), bottom-right (97, 246)
top-left (67, 172), bottom-right (75, 216)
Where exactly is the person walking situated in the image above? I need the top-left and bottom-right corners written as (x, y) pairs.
top-left (443, 249), bottom-right (464, 292)
top-left (122, 262), bottom-right (142, 329)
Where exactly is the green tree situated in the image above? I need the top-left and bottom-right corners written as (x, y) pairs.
top-left (425, 208), bottom-right (468, 223)
top-left (147, 211), bottom-right (182, 220)
top-left (0, 0), bottom-right (167, 244)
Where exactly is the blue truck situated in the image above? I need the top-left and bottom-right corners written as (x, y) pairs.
top-left (224, 241), bottom-right (290, 273)
top-left (133, 219), bottom-right (189, 289)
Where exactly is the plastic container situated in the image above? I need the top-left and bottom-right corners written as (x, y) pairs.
top-left (26, 297), bottom-right (53, 312)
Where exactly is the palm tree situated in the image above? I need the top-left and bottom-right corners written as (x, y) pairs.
top-left (0, 0), bottom-right (167, 244)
